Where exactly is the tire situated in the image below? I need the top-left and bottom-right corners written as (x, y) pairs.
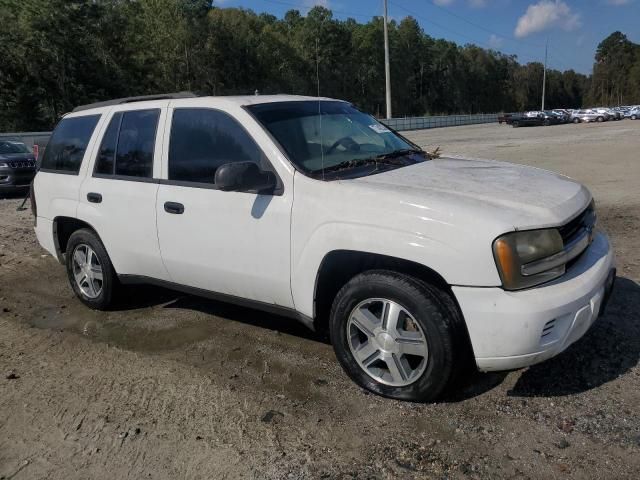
top-left (597, 116), bottom-right (604, 123)
top-left (543, 119), bottom-right (550, 126)
top-left (512, 121), bottom-right (519, 128)
top-left (573, 117), bottom-right (580, 124)
top-left (65, 228), bottom-right (118, 310)
top-left (329, 270), bottom-right (462, 402)
top-left (632, 115), bottom-right (637, 120)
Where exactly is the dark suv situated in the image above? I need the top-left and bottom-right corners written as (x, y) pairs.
top-left (0, 139), bottom-right (37, 194)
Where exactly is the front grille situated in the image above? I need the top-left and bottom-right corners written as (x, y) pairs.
top-left (558, 203), bottom-right (596, 244)
top-left (8, 160), bottom-right (36, 169)
top-left (541, 319), bottom-right (556, 339)
top-left (557, 202), bottom-right (596, 270)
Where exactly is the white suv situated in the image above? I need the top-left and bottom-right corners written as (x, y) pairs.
top-left (33, 93), bottom-right (616, 401)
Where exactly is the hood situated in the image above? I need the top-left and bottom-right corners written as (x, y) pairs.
top-left (0, 153), bottom-right (36, 161)
top-left (351, 156), bottom-right (591, 231)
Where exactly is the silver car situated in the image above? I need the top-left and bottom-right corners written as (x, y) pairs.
top-left (575, 110), bottom-right (606, 123)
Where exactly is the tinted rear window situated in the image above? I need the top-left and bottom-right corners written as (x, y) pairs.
top-left (41, 115), bottom-right (100, 173)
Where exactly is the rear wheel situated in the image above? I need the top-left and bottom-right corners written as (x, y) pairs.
top-left (329, 270), bottom-right (461, 402)
top-left (512, 120), bottom-right (519, 127)
top-left (65, 229), bottom-right (118, 310)
top-left (573, 117), bottom-right (580, 124)
top-left (597, 116), bottom-right (604, 122)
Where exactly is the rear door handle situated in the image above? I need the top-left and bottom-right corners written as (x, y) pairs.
top-left (87, 192), bottom-right (102, 203)
top-left (164, 201), bottom-right (184, 214)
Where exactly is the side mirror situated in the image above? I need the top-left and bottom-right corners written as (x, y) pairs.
top-left (214, 161), bottom-right (277, 194)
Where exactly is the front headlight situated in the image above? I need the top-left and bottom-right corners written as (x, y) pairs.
top-left (493, 228), bottom-right (564, 290)
top-left (0, 162), bottom-right (8, 168)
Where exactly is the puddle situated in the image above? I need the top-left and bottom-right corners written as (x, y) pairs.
top-left (26, 305), bottom-right (219, 353)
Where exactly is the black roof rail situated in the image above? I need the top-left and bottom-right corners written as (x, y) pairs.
top-left (72, 92), bottom-right (198, 112)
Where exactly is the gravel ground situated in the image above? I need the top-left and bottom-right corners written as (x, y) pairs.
top-left (1, 120), bottom-right (639, 479)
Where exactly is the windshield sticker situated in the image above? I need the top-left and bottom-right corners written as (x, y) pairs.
top-left (369, 124), bottom-right (391, 134)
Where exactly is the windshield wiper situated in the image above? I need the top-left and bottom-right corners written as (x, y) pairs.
top-left (320, 148), bottom-right (424, 174)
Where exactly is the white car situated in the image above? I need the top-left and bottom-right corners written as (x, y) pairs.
top-left (32, 93), bottom-right (616, 401)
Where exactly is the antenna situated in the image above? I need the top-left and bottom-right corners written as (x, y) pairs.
top-left (316, 37), bottom-right (325, 180)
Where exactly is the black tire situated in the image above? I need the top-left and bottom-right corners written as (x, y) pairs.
top-left (543, 119), bottom-right (550, 126)
top-left (65, 228), bottom-right (118, 310)
top-left (632, 115), bottom-right (637, 120)
top-left (597, 116), bottom-right (604, 122)
top-left (512, 121), bottom-right (519, 127)
top-left (329, 270), bottom-right (462, 402)
top-left (573, 117), bottom-right (580, 124)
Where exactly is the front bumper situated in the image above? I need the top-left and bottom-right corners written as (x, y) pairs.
top-left (453, 232), bottom-right (615, 372)
top-left (0, 169), bottom-right (35, 188)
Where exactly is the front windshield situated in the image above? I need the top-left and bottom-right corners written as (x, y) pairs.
top-left (0, 140), bottom-right (31, 154)
top-left (248, 101), bottom-right (418, 175)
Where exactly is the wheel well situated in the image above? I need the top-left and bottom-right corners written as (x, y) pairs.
top-left (314, 250), bottom-right (451, 331)
top-left (53, 217), bottom-right (99, 262)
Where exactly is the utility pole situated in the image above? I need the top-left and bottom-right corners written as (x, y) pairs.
top-left (541, 38), bottom-right (548, 111)
top-left (383, 0), bottom-right (392, 119)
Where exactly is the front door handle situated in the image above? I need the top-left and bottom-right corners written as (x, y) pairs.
top-left (164, 201), bottom-right (184, 214)
top-left (87, 192), bottom-right (102, 203)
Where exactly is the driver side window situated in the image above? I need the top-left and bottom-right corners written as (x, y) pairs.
top-left (168, 108), bottom-right (263, 184)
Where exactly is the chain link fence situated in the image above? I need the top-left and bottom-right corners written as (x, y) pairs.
top-left (382, 113), bottom-right (499, 131)
top-left (1, 113), bottom-right (501, 153)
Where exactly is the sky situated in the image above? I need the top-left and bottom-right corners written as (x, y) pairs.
top-left (216, 0), bottom-right (640, 74)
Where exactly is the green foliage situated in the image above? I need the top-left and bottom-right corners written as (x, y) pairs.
top-left (0, 1), bottom-right (627, 131)
top-left (587, 31), bottom-right (640, 106)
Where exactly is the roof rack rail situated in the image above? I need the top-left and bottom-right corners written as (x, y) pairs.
top-left (72, 92), bottom-right (198, 112)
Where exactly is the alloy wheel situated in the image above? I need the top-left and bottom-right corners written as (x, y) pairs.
top-left (347, 298), bottom-right (429, 387)
top-left (71, 243), bottom-right (104, 299)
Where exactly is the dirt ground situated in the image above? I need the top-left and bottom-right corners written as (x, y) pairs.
top-left (1, 120), bottom-right (639, 479)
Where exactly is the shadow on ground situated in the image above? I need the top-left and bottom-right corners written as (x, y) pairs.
top-left (117, 284), bottom-right (323, 342)
top-left (88, 276), bottom-right (640, 400)
top-left (508, 276), bottom-right (640, 397)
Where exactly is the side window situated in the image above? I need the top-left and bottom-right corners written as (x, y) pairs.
top-left (40, 115), bottom-right (100, 173)
top-left (168, 108), bottom-right (263, 184)
top-left (93, 109), bottom-right (159, 178)
top-left (94, 112), bottom-right (121, 175)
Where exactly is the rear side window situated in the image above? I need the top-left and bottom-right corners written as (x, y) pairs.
top-left (94, 109), bottom-right (159, 178)
top-left (41, 115), bottom-right (100, 173)
top-left (168, 108), bottom-right (263, 184)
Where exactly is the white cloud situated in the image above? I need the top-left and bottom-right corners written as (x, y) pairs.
top-left (488, 34), bottom-right (503, 48)
top-left (434, 0), bottom-right (455, 6)
top-left (514, 1), bottom-right (581, 38)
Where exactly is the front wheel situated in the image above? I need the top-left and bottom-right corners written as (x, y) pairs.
top-left (632, 115), bottom-right (637, 120)
top-left (329, 270), bottom-right (461, 402)
top-left (65, 229), bottom-right (118, 310)
top-left (573, 117), bottom-right (580, 124)
top-left (597, 116), bottom-right (604, 122)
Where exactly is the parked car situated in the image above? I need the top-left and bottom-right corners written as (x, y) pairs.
top-left (497, 113), bottom-right (513, 124)
top-left (625, 107), bottom-right (640, 120)
top-left (552, 109), bottom-right (572, 123)
top-left (510, 112), bottom-right (545, 127)
top-left (32, 93), bottom-right (616, 402)
top-left (0, 139), bottom-right (37, 195)
top-left (542, 111), bottom-right (565, 125)
top-left (574, 110), bottom-right (606, 123)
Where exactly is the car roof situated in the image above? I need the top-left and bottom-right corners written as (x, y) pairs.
top-left (67, 93), bottom-right (343, 117)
